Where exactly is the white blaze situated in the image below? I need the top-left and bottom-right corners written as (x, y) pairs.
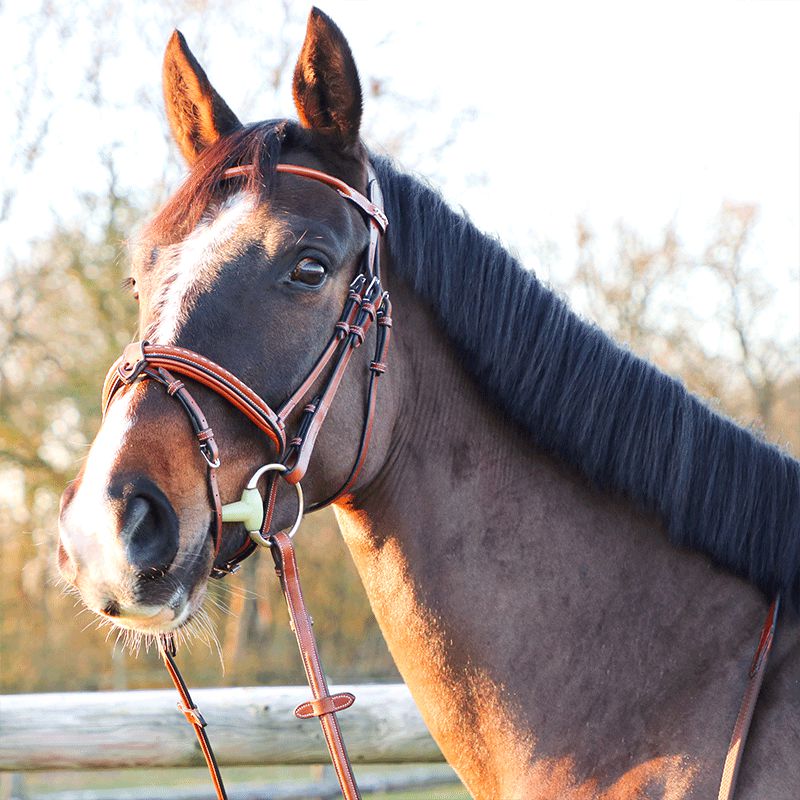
top-left (59, 389), bottom-right (138, 594)
top-left (59, 194), bottom-right (256, 622)
top-left (151, 192), bottom-right (255, 343)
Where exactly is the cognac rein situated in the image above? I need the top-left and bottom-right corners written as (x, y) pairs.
top-left (99, 162), bottom-right (778, 800)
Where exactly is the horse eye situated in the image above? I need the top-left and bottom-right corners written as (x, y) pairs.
top-left (291, 258), bottom-right (327, 287)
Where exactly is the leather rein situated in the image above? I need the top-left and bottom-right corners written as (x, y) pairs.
top-left (102, 162), bottom-right (390, 800)
top-left (99, 162), bottom-right (779, 800)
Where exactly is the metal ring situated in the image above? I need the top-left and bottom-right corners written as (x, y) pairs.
top-left (246, 463), bottom-right (304, 546)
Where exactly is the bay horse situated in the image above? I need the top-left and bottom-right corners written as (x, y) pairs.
top-left (58, 8), bottom-right (799, 799)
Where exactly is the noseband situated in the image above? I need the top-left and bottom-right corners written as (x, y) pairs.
top-left (102, 162), bottom-right (392, 577)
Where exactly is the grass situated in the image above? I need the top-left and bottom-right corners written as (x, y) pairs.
top-left (18, 764), bottom-right (471, 798)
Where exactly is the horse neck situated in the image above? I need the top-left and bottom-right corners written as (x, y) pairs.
top-left (333, 279), bottom-right (780, 797)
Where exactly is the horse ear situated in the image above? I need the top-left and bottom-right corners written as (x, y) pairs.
top-left (292, 7), bottom-right (363, 147)
top-left (162, 30), bottom-right (241, 165)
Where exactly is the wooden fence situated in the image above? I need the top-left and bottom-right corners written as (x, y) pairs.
top-left (0, 684), bottom-right (445, 771)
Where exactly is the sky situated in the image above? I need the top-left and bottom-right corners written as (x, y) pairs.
top-left (2, 0), bottom-right (799, 336)
top-left (346, 2), bottom-right (800, 291)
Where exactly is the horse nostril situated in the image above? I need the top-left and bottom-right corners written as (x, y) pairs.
top-left (120, 489), bottom-right (179, 577)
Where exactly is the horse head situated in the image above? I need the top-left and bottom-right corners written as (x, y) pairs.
top-left (57, 8), bottom-right (395, 636)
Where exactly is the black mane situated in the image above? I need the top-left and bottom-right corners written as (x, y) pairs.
top-left (159, 121), bottom-right (799, 607)
top-left (371, 155), bottom-right (800, 609)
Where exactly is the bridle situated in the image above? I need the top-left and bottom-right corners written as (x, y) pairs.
top-left (101, 161), bottom-right (392, 800)
top-left (102, 162), bottom-right (392, 576)
top-left (97, 160), bottom-right (781, 800)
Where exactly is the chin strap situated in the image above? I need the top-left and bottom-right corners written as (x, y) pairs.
top-left (159, 532), bottom-right (361, 800)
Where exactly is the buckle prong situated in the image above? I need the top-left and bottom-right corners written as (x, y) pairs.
top-left (199, 443), bottom-right (221, 469)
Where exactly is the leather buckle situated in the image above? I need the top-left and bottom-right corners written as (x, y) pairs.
top-left (199, 436), bottom-right (221, 469)
top-left (209, 562), bottom-right (241, 579)
top-left (117, 340), bottom-right (149, 384)
top-left (177, 701), bottom-right (207, 728)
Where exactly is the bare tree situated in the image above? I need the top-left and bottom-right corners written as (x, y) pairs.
top-left (562, 204), bottom-right (799, 454)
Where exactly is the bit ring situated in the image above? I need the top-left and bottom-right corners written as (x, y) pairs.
top-left (247, 463), bottom-right (304, 545)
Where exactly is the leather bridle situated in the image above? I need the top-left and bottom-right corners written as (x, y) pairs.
top-left (101, 162), bottom-right (391, 800)
top-left (97, 161), bottom-right (780, 800)
top-left (102, 163), bottom-right (391, 577)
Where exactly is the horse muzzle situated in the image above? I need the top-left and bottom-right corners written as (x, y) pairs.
top-left (58, 471), bottom-right (211, 632)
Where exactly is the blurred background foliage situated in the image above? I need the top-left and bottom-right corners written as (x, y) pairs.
top-left (1, 0), bottom-right (798, 698)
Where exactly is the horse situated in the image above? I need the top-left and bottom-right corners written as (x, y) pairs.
top-left (57, 8), bottom-right (800, 799)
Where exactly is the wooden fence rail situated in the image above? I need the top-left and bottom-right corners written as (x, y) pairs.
top-left (0, 684), bottom-right (444, 771)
